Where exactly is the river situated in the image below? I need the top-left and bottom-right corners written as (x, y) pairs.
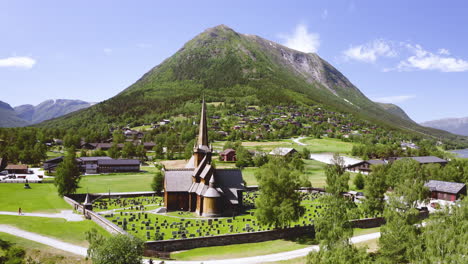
top-left (450, 149), bottom-right (468, 158)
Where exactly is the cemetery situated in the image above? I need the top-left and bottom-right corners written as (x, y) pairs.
top-left (91, 192), bottom-right (327, 241)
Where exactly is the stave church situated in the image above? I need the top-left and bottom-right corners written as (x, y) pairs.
top-left (164, 99), bottom-right (245, 217)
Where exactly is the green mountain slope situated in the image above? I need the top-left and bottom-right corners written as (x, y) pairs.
top-left (0, 101), bottom-right (29, 127)
top-left (376, 102), bottom-right (415, 123)
top-left (37, 25), bottom-right (466, 143)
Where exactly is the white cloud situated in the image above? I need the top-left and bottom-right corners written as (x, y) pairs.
top-left (0, 56), bottom-right (36, 69)
top-left (103, 48), bottom-right (113, 55)
top-left (397, 44), bottom-right (468, 72)
top-left (280, 24), bottom-right (320, 53)
top-left (438, 48), bottom-right (450, 55)
top-left (373, 95), bottom-right (416, 104)
top-left (343, 39), bottom-right (397, 63)
top-left (322, 9), bottom-right (328, 19)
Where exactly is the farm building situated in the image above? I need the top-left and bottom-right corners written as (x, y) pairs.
top-left (424, 180), bottom-right (466, 201)
top-left (219, 149), bottom-right (236, 162)
top-left (43, 156), bottom-right (64, 172)
top-left (76, 157), bottom-right (140, 174)
top-left (269, 147), bottom-right (298, 157)
top-left (164, 99), bottom-right (245, 217)
top-left (346, 160), bottom-right (387, 174)
top-left (6, 164), bottom-right (29, 174)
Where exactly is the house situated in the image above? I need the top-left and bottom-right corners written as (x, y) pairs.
top-left (164, 99), bottom-right (245, 217)
top-left (269, 148), bottom-right (298, 157)
top-left (347, 160), bottom-right (387, 174)
top-left (76, 157), bottom-right (140, 174)
top-left (392, 156), bottom-right (448, 166)
top-left (43, 156), bottom-right (64, 172)
top-left (424, 180), bottom-right (466, 201)
top-left (6, 164), bottom-right (29, 174)
top-left (220, 149), bottom-right (236, 162)
top-left (96, 159), bottom-right (141, 173)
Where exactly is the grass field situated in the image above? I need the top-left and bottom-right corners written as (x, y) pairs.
top-left (78, 171), bottom-right (154, 193)
top-left (299, 138), bottom-right (354, 154)
top-left (241, 167), bottom-right (259, 186)
top-left (0, 232), bottom-right (89, 263)
top-left (0, 215), bottom-right (109, 246)
top-left (303, 160), bottom-right (327, 187)
top-left (171, 239), bottom-right (309, 260)
top-left (0, 184), bottom-right (70, 213)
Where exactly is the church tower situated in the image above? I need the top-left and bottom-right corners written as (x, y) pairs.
top-left (192, 98), bottom-right (212, 167)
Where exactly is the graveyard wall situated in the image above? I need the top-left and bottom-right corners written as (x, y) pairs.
top-left (144, 225), bottom-right (315, 253)
top-left (63, 196), bottom-right (126, 235)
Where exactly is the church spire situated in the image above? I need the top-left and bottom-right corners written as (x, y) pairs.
top-left (197, 97), bottom-right (209, 147)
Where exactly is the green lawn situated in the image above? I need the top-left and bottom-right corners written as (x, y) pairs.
top-left (299, 138), bottom-right (354, 154)
top-left (241, 167), bottom-right (259, 186)
top-left (303, 160), bottom-right (327, 187)
top-left (0, 215), bottom-right (109, 246)
top-left (0, 232), bottom-right (89, 263)
top-left (0, 184), bottom-right (70, 213)
top-left (78, 171), bottom-right (154, 193)
top-left (171, 239), bottom-right (309, 260)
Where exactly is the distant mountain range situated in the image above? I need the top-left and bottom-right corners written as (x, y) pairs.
top-left (0, 99), bottom-right (93, 127)
top-left (421, 117), bottom-right (468, 136)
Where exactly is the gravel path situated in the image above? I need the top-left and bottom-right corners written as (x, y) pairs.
top-left (144, 232), bottom-right (381, 264)
top-left (0, 210), bottom-right (84, 221)
top-left (0, 225), bottom-right (87, 256)
top-left (291, 137), bottom-right (307, 146)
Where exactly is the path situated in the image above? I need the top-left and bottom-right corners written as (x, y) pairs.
top-left (0, 210), bottom-right (84, 221)
top-left (291, 137), bottom-right (307, 146)
top-left (146, 232), bottom-right (380, 264)
top-left (0, 224), bottom-right (380, 263)
top-left (0, 225), bottom-right (87, 256)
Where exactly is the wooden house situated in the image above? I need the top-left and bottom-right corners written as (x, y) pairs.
top-left (346, 160), bottom-right (387, 174)
top-left (424, 180), bottom-right (466, 201)
top-left (220, 149), bottom-right (236, 162)
top-left (6, 164), bottom-right (29, 174)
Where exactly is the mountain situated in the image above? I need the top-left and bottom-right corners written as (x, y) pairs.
top-left (376, 103), bottom-right (414, 123)
top-left (421, 117), bottom-right (468, 136)
top-left (0, 99), bottom-right (93, 127)
top-left (36, 25), bottom-right (465, 143)
top-left (0, 101), bottom-right (29, 127)
top-left (14, 99), bottom-right (93, 124)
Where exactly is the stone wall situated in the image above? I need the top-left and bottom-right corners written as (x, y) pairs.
top-left (63, 196), bottom-right (126, 235)
top-left (144, 225), bottom-right (315, 254)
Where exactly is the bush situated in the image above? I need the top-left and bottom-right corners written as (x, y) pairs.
top-left (353, 173), bottom-right (365, 190)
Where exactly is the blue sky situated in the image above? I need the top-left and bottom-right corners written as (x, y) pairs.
top-left (1, 0), bottom-right (467, 122)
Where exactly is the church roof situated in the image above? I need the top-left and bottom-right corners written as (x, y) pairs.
top-left (164, 169), bottom-right (193, 192)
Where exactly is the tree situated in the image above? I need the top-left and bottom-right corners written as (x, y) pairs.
top-left (112, 131), bottom-right (125, 143)
top-left (302, 147), bottom-right (311, 159)
top-left (0, 239), bottom-right (27, 264)
top-left (121, 142), bottom-right (136, 158)
top-left (86, 228), bottom-right (144, 264)
top-left (290, 153), bottom-right (305, 172)
top-left (353, 173), bottom-right (365, 190)
top-left (152, 143), bottom-right (164, 160)
top-left (362, 165), bottom-right (388, 217)
top-left (54, 148), bottom-right (81, 197)
top-left (235, 145), bottom-right (253, 168)
top-left (108, 143), bottom-right (121, 159)
top-left (255, 160), bottom-right (304, 228)
top-left (307, 242), bottom-right (371, 264)
top-left (325, 153), bottom-right (349, 196)
top-left (151, 170), bottom-right (164, 195)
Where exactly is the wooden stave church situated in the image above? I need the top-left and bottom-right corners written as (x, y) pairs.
top-left (164, 100), bottom-right (245, 217)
